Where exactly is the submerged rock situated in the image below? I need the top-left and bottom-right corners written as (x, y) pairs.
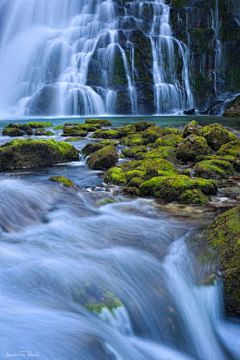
top-left (49, 175), bottom-right (75, 187)
top-left (0, 139), bottom-right (79, 171)
top-left (206, 206), bottom-right (240, 317)
top-left (87, 145), bottom-right (118, 170)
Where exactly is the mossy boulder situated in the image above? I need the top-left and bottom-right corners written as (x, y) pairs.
top-left (2, 127), bottom-right (25, 137)
top-left (122, 187), bottom-right (141, 196)
top-left (206, 206), bottom-right (240, 317)
top-left (140, 175), bottom-right (217, 201)
top-left (62, 126), bottom-right (88, 137)
top-left (183, 120), bottom-right (200, 138)
top-left (64, 137), bottom-right (85, 142)
top-left (179, 189), bottom-right (209, 204)
top-left (122, 146), bottom-right (147, 158)
top-left (223, 96), bottom-right (240, 117)
top-left (104, 167), bottom-right (127, 185)
top-left (49, 176), bottom-right (74, 187)
top-left (118, 124), bottom-right (136, 138)
top-left (21, 124), bottom-right (34, 135)
top-left (134, 121), bottom-right (154, 132)
top-left (35, 129), bottom-right (45, 136)
top-left (25, 122), bottom-right (53, 128)
top-left (120, 134), bottom-right (144, 146)
top-left (85, 119), bottom-right (112, 126)
top-left (201, 124), bottom-right (237, 151)
top-left (194, 159), bottom-right (236, 179)
top-left (0, 139), bottom-right (79, 171)
top-left (128, 177), bottom-right (144, 188)
top-left (177, 134), bottom-right (212, 161)
top-left (217, 141), bottom-right (240, 157)
top-left (82, 143), bottom-right (104, 157)
top-left (143, 146), bottom-right (176, 161)
top-left (91, 129), bottom-right (119, 139)
top-left (87, 145), bottom-right (118, 170)
top-left (43, 131), bottom-right (54, 136)
top-left (153, 134), bottom-right (183, 148)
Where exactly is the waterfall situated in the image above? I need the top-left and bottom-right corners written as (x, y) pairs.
top-left (0, 0), bottom-right (195, 117)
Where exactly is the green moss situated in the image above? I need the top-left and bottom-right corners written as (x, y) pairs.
top-left (134, 121), bottom-right (154, 132)
top-left (85, 291), bottom-right (122, 314)
top-left (43, 131), bottom-right (54, 136)
top-left (49, 175), bottom-right (74, 187)
top-left (154, 134), bottom-right (183, 147)
top-left (177, 134), bottom-right (212, 161)
top-left (122, 146), bottom-right (147, 158)
top-left (143, 146), bottom-right (176, 160)
top-left (64, 137), bottom-right (85, 142)
top-left (118, 124), bottom-right (136, 138)
top-left (194, 159), bottom-right (236, 179)
top-left (125, 170), bottom-right (145, 181)
top-left (201, 124), bottom-right (237, 150)
top-left (53, 125), bottom-right (64, 130)
top-left (122, 187), bottom-right (141, 196)
top-left (85, 119), bottom-right (112, 126)
top-left (217, 141), bottom-right (240, 157)
top-left (0, 139), bottom-right (79, 170)
top-left (104, 167), bottom-right (127, 185)
top-left (206, 206), bottom-right (240, 317)
top-left (120, 134), bottom-right (144, 146)
top-left (179, 189), bottom-right (209, 204)
top-left (82, 143), bottom-right (104, 157)
top-left (87, 145), bottom-right (118, 170)
top-left (183, 120), bottom-right (200, 138)
top-left (62, 126), bottom-right (88, 137)
top-left (2, 127), bottom-right (25, 137)
top-left (100, 140), bottom-right (117, 146)
top-left (91, 129), bottom-right (119, 139)
top-left (128, 177), bottom-right (144, 188)
top-left (25, 122), bottom-right (53, 128)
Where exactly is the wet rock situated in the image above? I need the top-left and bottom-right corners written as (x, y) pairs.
top-left (223, 96), bottom-right (240, 117)
top-left (0, 139), bottom-right (79, 171)
top-left (49, 176), bottom-right (75, 187)
top-left (206, 205), bottom-right (240, 317)
top-left (201, 123), bottom-right (237, 151)
top-left (87, 145), bottom-right (118, 170)
top-left (183, 108), bottom-right (195, 115)
top-left (82, 143), bottom-right (105, 157)
top-left (177, 134), bottom-right (212, 161)
top-left (194, 159), bottom-right (236, 179)
top-left (85, 119), bottom-right (112, 126)
top-left (183, 120), bottom-right (200, 138)
top-left (2, 127), bottom-right (25, 137)
top-left (91, 129), bottom-right (119, 139)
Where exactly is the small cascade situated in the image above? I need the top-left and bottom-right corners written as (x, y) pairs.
top-left (98, 305), bottom-right (133, 336)
top-left (211, 0), bottom-right (222, 94)
top-left (148, 1), bottom-right (194, 113)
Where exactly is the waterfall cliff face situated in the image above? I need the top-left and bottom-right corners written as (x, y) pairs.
top-left (0, 0), bottom-right (239, 116)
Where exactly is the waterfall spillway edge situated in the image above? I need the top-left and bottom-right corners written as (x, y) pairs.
top-left (0, 0), bottom-right (205, 116)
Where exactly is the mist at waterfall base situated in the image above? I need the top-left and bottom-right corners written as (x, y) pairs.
top-left (0, 0), bottom-right (195, 117)
top-left (0, 170), bottom-right (239, 360)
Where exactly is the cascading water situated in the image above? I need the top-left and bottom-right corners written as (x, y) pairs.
top-left (0, 0), bottom-right (194, 116)
top-left (0, 174), bottom-right (240, 360)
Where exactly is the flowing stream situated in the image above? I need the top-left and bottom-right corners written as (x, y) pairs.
top-left (0, 172), bottom-right (240, 360)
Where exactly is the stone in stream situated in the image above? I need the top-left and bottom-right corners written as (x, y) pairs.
top-left (0, 139), bottom-right (79, 171)
top-left (87, 145), bottom-right (118, 170)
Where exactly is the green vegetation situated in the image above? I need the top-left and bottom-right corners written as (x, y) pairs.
top-left (49, 175), bottom-right (75, 187)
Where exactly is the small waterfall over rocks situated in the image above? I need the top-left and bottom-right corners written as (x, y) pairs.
top-left (0, 0), bottom-right (239, 116)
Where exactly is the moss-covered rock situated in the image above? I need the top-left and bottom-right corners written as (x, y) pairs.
top-left (85, 119), bottom-right (112, 126)
top-left (35, 129), bottom-right (46, 136)
top-left (143, 146), bottom-right (176, 161)
top-left (87, 145), bottom-right (118, 170)
top-left (43, 131), bottom-right (54, 136)
top-left (21, 124), bottom-right (34, 135)
top-left (118, 124), bottom-right (136, 138)
top-left (91, 129), bottom-right (119, 139)
top-left (153, 134), bottom-right (183, 147)
top-left (217, 141), bottom-right (240, 157)
top-left (223, 95), bottom-right (240, 117)
top-left (122, 187), bottom-right (141, 196)
top-left (82, 143), bottom-right (105, 157)
top-left (140, 175), bottom-right (217, 201)
top-left (0, 139), bottom-right (79, 171)
top-left (194, 159), bottom-right (236, 179)
top-left (64, 137), bottom-right (85, 142)
top-left (134, 121), bottom-right (154, 132)
top-left (120, 134), bottom-right (144, 146)
top-left (62, 126), bottom-right (88, 137)
top-left (100, 140), bottom-right (118, 146)
top-left (122, 146), bottom-right (147, 158)
top-left (128, 177), bottom-right (144, 188)
top-left (2, 127), bottom-right (25, 137)
top-left (206, 206), bottom-right (240, 317)
top-left (179, 189), bottom-right (209, 204)
top-left (183, 120), bottom-right (200, 138)
top-left (25, 122), bottom-right (53, 128)
top-left (201, 124), bottom-right (237, 151)
top-left (53, 125), bottom-right (64, 130)
top-left (104, 167), bottom-right (127, 185)
top-left (49, 175), bottom-right (74, 187)
top-left (84, 291), bottom-right (122, 314)
top-left (177, 134), bottom-right (212, 161)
